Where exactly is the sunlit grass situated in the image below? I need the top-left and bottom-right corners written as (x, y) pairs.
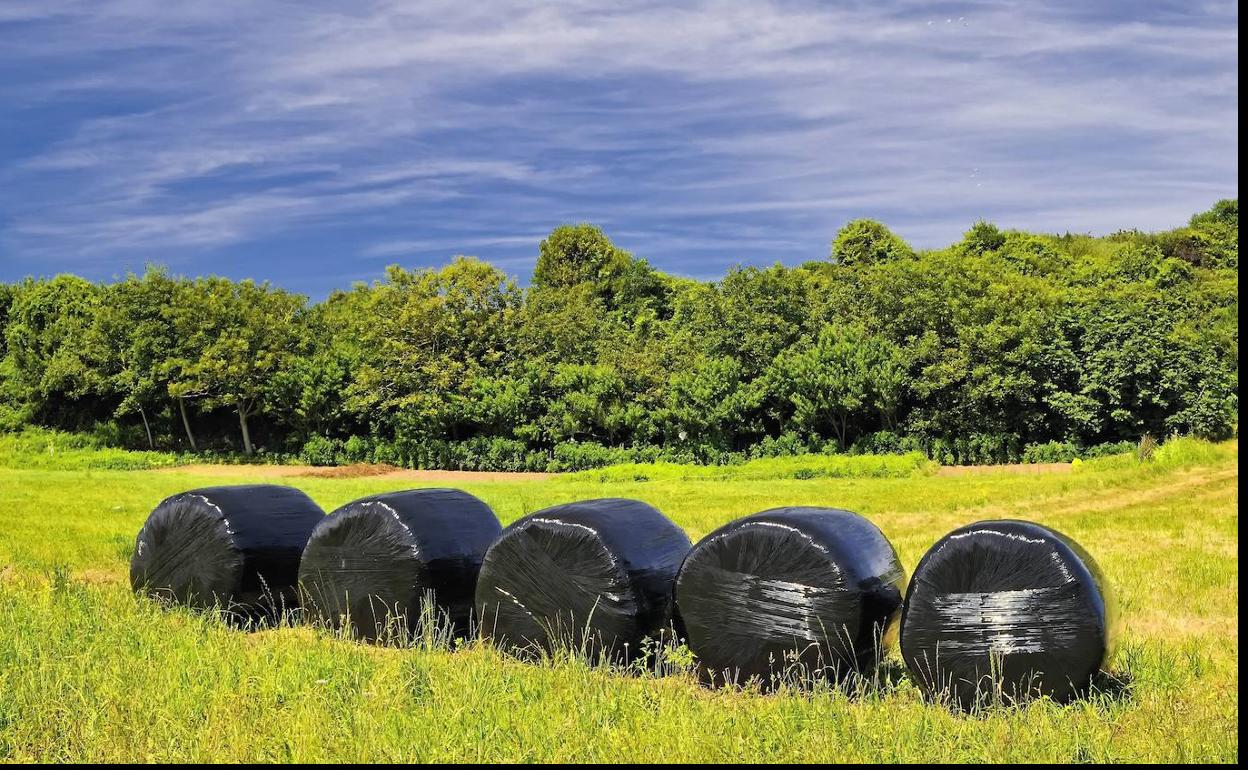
top-left (569, 451), bottom-right (934, 482)
top-left (0, 440), bottom-right (1237, 761)
top-left (0, 428), bottom-right (183, 471)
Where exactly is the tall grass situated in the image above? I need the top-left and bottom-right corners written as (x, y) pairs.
top-left (1150, 436), bottom-right (1227, 468)
top-left (1079, 435), bottom-right (1234, 474)
top-left (0, 427), bottom-right (183, 470)
top-left (0, 438), bottom-right (1238, 761)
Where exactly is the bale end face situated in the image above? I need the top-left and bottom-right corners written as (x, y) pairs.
top-left (130, 484), bottom-right (325, 623)
top-left (298, 488), bottom-right (501, 642)
top-left (900, 519), bottom-right (1113, 710)
top-left (675, 507), bottom-right (905, 688)
top-left (475, 498), bottom-right (690, 664)
top-left (130, 495), bottom-right (244, 609)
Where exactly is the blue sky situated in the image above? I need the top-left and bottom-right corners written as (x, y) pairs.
top-left (0, 1), bottom-right (1238, 297)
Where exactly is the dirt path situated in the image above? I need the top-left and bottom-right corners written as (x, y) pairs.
top-left (154, 460), bottom-right (1081, 481)
top-left (152, 462), bottom-right (553, 482)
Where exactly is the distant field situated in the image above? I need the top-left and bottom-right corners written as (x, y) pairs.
top-left (0, 441), bottom-right (1238, 762)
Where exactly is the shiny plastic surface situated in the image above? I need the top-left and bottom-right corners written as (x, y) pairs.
top-left (675, 507), bottom-right (906, 687)
top-left (900, 519), bottom-right (1113, 709)
top-left (475, 497), bottom-right (691, 662)
top-left (130, 484), bottom-right (325, 620)
top-left (298, 488), bottom-right (502, 641)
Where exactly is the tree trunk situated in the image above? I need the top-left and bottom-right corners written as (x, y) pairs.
top-left (238, 402), bottom-right (254, 455)
top-left (178, 397), bottom-right (198, 452)
top-left (138, 405), bottom-right (154, 449)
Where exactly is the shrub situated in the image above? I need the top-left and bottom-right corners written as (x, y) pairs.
top-left (87, 420), bottom-right (153, 450)
top-left (1083, 440), bottom-right (1134, 459)
top-left (550, 441), bottom-right (638, 472)
top-left (928, 433), bottom-right (1021, 465)
top-left (1022, 441), bottom-right (1081, 464)
top-left (748, 432), bottom-right (814, 459)
top-left (1023, 439), bottom-right (1135, 464)
top-left (468, 436), bottom-right (537, 472)
top-left (300, 435), bottom-right (342, 466)
top-left (370, 441), bottom-right (401, 466)
top-left (853, 431), bottom-right (922, 456)
top-left (342, 435), bottom-right (371, 464)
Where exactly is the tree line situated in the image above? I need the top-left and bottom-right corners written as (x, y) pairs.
top-left (0, 200), bottom-right (1238, 469)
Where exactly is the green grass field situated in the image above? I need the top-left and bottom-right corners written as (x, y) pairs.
top-left (0, 441), bottom-right (1238, 762)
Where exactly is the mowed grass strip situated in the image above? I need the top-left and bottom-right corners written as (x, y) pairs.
top-left (0, 441), bottom-right (1238, 762)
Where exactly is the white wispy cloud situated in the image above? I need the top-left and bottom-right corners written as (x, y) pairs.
top-left (0, 0), bottom-right (1238, 290)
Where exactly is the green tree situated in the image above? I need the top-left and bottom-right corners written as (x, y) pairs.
top-left (532, 224), bottom-right (632, 293)
top-left (346, 258), bottom-right (522, 443)
top-left (830, 219), bottom-right (914, 266)
top-left (959, 220), bottom-right (1007, 256)
top-left (0, 203), bottom-right (1236, 467)
top-left (660, 356), bottom-right (762, 449)
top-left (535, 363), bottom-right (630, 444)
top-left (673, 265), bottom-right (817, 380)
top-left (1, 275), bottom-right (104, 428)
top-left (770, 326), bottom-right (904, 448)
top-left (516, 282), bottom-right (606, 368)
top-left (0, 283), bottom-right (22, 429)
top-left (170, 278), bottom-right (304, 454)
top-left (85, 269), bottom-right (183, 448)
top-left (0, 283), bottom-right (15, 361)
top-left (843, 246), bottom-right (1060, 457)
top-left (1185, 198), bottom-right (1238, 268)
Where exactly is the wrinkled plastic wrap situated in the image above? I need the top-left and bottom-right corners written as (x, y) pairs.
top-left (675, 507), bottom-right (906, 687)
top-left (900, 519), bottom-right (1113, 709)
top-left (130, 485), bottom-right (325, 621)
top-left (476, 498), bottom-right (691, 663)
top-left (298, 488), bottom-right (502, 641)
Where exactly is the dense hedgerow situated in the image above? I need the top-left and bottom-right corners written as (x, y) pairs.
top-left (0, 202), bottom-right (1237, 469)
top-left (1021, 440), bottom-right (1136, 464)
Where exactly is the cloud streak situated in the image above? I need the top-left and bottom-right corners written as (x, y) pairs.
top-left (0, 0), bottom-right (1238, 294)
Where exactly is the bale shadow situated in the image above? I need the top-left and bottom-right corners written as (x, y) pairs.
top-left (693, 648), bottom-right (911, 699)
top-left (1087, 668), bottom-right (1136, 704)
top-left (913, 667), bottom-right (1138, 716)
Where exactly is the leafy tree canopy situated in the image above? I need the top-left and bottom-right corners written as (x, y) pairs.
top-left (830, 219), bottom-right (914, 266)
top-left (1, 201), bottom-right (1237, 466)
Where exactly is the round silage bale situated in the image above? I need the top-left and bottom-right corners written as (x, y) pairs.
top-left (900, 519), bottom-right (1114, 710)
top-left (130, 484), bottom-right (325, 621)
top-left (475, 498), bottom-right (691, 663)
top-left (675, 507), bottom-right (906, 688)
top-left (298, 488), bottom-right (502, 641)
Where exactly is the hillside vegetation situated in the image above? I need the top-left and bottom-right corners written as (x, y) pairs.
top-left (0, 202), bottom-right (1237, 470)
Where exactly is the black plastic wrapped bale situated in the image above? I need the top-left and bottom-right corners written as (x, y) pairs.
top-left (130, 485), bottom-right (325, 622)
top-left (900, 519), bottom-right (1114, 710)
top-left (675, 507), bottom-right (906, 688)
top-left (476, 498), bottom-right (691, 663)
top-left (298, 489), bottom-right (502, 642)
